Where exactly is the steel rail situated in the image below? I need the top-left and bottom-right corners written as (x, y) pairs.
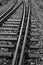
top-left (0, 0), bottom-right (17, 19)
top-left (12, 2), bottom-right (25, 65)
top-left (0, 1), bottom-right (23, 24)
top-left (18, 5), bottom-right (30, 65)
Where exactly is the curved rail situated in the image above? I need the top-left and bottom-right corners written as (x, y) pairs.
top-left (18, 3), bottom-right (30, 65)
top-left (0, 0), bottom-right (17, 19)
top-left (0, 1), bottom-right (23, 24)
top-left (12, 1), bottom-right (26, 65)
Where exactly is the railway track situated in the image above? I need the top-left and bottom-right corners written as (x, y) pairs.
top-left (0, 0), bottom-right (24, 65)
top-left (0, 0), bottom-right (41, 65)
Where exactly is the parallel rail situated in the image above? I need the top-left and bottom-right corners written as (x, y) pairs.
top-left (18, 5), bottom-right (30, 65)
top-left (12, 1), bottom-right (30, 65)
top-left (12, 1), bottom-right (26, 65)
